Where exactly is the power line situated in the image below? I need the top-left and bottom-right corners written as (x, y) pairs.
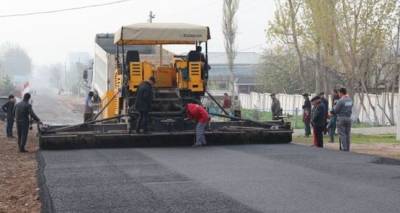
top-left (239, 43), bottom-right (264, 52)
top-left (0, 0), bottom-right (134, 18)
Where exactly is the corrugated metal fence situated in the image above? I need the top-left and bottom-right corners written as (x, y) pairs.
top-left (239, 92), bottom-right (399, 125)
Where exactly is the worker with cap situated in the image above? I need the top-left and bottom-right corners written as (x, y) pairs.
top-left (14, 93), bottom-right (41, 152)
top-left (84, 91), bottom-right (95, 122)
top-left (302, 93), bottom-right (311, 137)
top-left (332, 88), bottom-right (353, 151)
top-left (2, 94), bottom-right (16, 138)
top-left (185, 103), bottom-right (210, 147)
top-left (270, 93), bottom-right (282, 120)
top-left (310, 95), bottom-right (325, 148)
top-left (135, 76), bottom-right (156, 134)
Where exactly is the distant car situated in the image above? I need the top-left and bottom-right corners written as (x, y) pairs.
top-left (0, 96), bottom-right (8, 121)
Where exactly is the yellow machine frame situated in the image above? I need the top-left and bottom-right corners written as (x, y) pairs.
top-left (100, 23), bottom-right (211, 119)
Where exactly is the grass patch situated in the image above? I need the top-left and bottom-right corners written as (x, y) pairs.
top-left (293, 134), bottom-right (398, 145)
top-left (241, 109), bottom-right (383, 130)
top-left (241, 109), bottom-right (306, 129)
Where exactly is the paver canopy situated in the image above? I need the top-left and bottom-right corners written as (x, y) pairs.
top-left (114, 23), bottom-right (211, 45)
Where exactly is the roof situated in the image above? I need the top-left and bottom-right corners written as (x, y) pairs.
top-left (114, 23), bottom-right (211, 45)
top-left (208, 52), bottom-right (261, 65)
top-left (209, 75), bottom-right (258, 85)
top-left (95, 34), bottom-right (154, 54)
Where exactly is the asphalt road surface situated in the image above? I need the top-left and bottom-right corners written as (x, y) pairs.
top-left (39, 144), bottom-right (400, 213)
top-left (33, 90), bottom-right (400, 212)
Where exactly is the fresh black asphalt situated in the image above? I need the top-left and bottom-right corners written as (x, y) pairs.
top-left (39, 144), bottom-right (400, 213)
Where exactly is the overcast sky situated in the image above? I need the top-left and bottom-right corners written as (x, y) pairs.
top-left (0, 0), bottom-right (275, 65)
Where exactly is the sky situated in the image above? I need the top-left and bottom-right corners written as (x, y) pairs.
top-left (0, 0), bottom-right (276, 65)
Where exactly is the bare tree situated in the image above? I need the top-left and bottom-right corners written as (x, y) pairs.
top-left (223, 0), bottom-right (239, 103)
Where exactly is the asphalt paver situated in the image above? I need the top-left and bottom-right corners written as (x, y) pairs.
top-left (39, 144), bottom-right (400, 213)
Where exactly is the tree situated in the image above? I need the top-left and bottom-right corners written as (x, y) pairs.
top-left (266, 0), bottom-right (399, 124)
top-left (223, 0), bottom-right (240, 102)
top-left (0, 43), bottom-right (32, 77)
top-left (0, 75), bottom-right (15, 96)
top-left (257, 47), bottom-right (314, 94)
top-left (268, 0), bottom-right (308, 91)
top-left (49, 63), bottom-right (63, 89)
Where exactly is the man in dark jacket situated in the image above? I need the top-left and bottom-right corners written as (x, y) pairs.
top-left (311, 96), bottom-right (325, 148)
top-left (302, 93), bottom-right (311, 137)
top-left (135, 76), bottom-right (155, 133)
top-left (319, 92), bottom-right (329, 134)
top-left (270, 93), bottom-right (282, 120)
top-left (14, 93), bottom-right (41, 152)
top-left (2, 94), bottom-right (16, 138)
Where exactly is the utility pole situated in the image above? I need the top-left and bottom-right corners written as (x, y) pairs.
top-left (148, 11), bottom-right (155, 23)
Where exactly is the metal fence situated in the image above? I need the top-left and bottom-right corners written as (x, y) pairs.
top-left (238, 92), bottom-right (399, 125)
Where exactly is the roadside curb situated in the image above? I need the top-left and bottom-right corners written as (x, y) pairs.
top-left (36, 151), bottom-right (55, 213)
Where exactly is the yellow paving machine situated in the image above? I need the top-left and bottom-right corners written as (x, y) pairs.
top-left (38, 23), bottom-right (292, 149)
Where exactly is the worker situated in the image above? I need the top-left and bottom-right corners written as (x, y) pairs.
top-left (135, 76), bottom-right (156, 134)
top-left (185, 103), bottom-right (210, 147)
top-left (84, 91), bottom-right (95, 122)
top-left (2, 94), bottom-right (16, 138)
top-left (222, 93), bottom-right (232, 110)
top-left (188, 46), bottom-right (206, 62)
top-left (270, 93), bottom-right (282, 120)
top-left (311, 96), bottom-right (325, 148)
top-left (14, 93), bottom-right (41, 152)
top-left (302, 93), bottom-right (311, 137)
top-left (332, 88), bottom-right (353, 151)
top-left (319, 92), bottom-right (329, 134)
top-left (328, 89), bottom-right (340, 143)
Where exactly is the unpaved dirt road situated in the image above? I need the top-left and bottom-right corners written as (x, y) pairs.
top-left (0, 123), bottom-right (40, 213)
top-left (32, 90), bottom-right (83, 125)
top-left (0, 89), bottom-right (83, 213)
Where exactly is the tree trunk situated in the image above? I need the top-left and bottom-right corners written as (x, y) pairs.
top-left (288, 0), bottom-right (306, 91)
top-left (315, 40), bottom-right (322, 93)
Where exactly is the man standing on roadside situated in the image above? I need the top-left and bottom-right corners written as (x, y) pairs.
top-left (311, 96), bottom-right (325, 148)
top-left (2, 95), bottom-right (16, 138)
top-left (319, 92), bottom-right (329, 134)
top-left (332, 88), bottom-right (353, 151)
top-left (302, 93), bottom-right (311, 137)
top-left (135, 76), bottom-right (156, 134)
top-left (270, 93), bottom-right (282, 120)
top-left (222, 93), bottom-right (232, 110)
top-left (14, 93), bottom-right (41, 152)
top-left (84, 91), bottom-right (95, 122)
top-left (328, 89), bottom-right (340, 143)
